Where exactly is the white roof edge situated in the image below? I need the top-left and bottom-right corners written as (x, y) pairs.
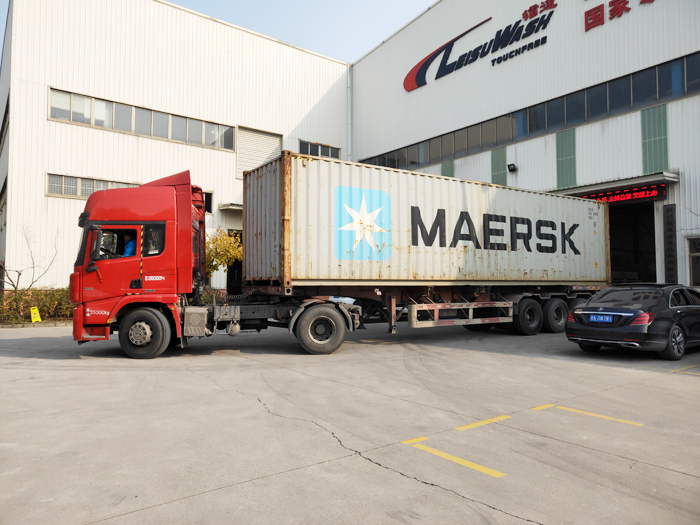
top-left (353, 0), bottom-right (444, 65)
top-left (153, 0), bottom-right (349, 66)
top-left (551, 172), bottom-right (680, 195)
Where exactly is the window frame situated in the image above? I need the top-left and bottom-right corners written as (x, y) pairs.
top-left (47, 88), bottom-right (235, 152)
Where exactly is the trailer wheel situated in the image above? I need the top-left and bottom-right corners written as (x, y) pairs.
top-left (296, 305), bottom-right (346, 355)
top-left (118, 308), bottom-right (171, 359)
top-left (542, 298), bottom-right (568, 333)
top-left (513, 299), bottom-right (543, 336)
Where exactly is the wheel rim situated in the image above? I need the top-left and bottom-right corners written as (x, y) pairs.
top-left (128, 321), bottom-right (153, 346)
top-left (524, 307), bottom-right (538, 328)
top-left (308, 316), bottom-right (335, 344)
top-left (671, 328), bottom-right (684, 356)
top-left (553, 306), bottom-right (566, 325)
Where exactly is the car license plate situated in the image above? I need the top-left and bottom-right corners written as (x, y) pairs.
top-left (589, 314), bottom-right (613, 323)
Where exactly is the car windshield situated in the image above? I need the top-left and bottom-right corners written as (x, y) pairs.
top-left (588, 289), bottom-right (663, 309)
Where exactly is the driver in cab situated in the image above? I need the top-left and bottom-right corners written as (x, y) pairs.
top-left (122, 232), bottom-right (136, 258)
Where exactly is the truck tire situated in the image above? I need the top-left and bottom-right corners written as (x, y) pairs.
top-left (296, 304), bottom-right (346, 355)
top-left (542, 298), bottom-right (568, 333)
top-left (568, 297), bottom-right (587, 309)
top-left (118, 308), bottom-right (171, 359)
top-left (513, 298), bottom-right (543, 336)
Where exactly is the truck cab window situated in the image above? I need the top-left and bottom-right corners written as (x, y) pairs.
top-left (143, 224), bottom-right (165, 257)
top-left (96, 228), bottom-right (138, 259)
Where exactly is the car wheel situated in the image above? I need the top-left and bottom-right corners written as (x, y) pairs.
top-left (578, 342), bottom-right (602, 352)
top-left (118, 308), bottom-right (171, 359)
top-left (542, 298), bottom-right (568, 333)
top-left (659, 325), bottom-right (686, 361)
top-left (513, 298), bottom-right (543, 336)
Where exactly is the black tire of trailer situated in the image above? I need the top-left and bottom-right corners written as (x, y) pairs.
top-left (296, 304), bottom-right (347, 355)
top-left (513, 298), bottom-right (543, 336)
top-left (542, 298), bottom-right (569, 333)
top-left (118, 307), bottom-right (171, 359)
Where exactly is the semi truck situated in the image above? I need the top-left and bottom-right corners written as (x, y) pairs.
top-left (70, 151), bottom-right (610, 358)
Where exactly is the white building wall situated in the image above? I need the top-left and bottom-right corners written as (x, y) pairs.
top-left (352, 0), bottom-right (700, 161)
top-left (4, 0), bottom-right (349, 288)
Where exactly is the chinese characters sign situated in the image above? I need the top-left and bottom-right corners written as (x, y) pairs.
top-left (585, 0), bottom-right (655, 32)
top-left (581, 184), bottom-right (667, 204)
top-left (523, 0), bottom-right (557, 21)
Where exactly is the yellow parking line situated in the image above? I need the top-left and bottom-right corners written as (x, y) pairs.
top-left (674, 364), bottom-right (700, 372)
top-left (411, 443), bottom-right (505, 478)
top-left (401, 437), bottom-right (429, 445)
top-left (678, 371), bottom-right (700, 376)
top-left (455, 415), bottom-right (511, 431)
top-left (532, 404), bottom-right (556, 411)
top-left (557, 406), bottom-right (643, 426)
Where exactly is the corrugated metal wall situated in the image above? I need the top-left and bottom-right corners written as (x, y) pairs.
top-left (3, 0), bottom-right (348, 288)
top-left (352, 0), bottom-right (700, 162)
top-left (246, 155), bottom-right (609, 286)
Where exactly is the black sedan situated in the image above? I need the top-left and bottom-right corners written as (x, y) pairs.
top-left (566, 284), bottom-right (700, 360)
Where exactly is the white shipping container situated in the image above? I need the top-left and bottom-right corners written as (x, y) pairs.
top-left (244, 152), bottom-right (610, 288)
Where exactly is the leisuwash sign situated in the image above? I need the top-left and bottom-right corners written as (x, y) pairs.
top-left (403, 8), bottom-right (556, 92)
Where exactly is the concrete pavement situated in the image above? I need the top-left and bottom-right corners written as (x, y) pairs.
top-left (1, 325), bottom-right (699, 524)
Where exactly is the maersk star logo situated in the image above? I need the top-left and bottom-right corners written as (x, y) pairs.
top-left (334, 186), bottom-right (391, 261)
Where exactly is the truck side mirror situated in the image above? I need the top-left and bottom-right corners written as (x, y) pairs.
top-left (90, 230), bottom-right (103, 263)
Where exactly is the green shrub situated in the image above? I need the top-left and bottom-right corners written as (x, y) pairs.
top-left (0, 288), bottom-right (73, 324)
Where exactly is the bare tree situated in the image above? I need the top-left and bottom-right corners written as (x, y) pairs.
top-left (1, 227), bottom-right (59, 299)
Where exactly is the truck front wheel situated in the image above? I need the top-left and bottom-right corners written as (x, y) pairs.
top-left (513, 299), bottom-right (543, 336)
top-left (118, 308), bottom-right (171, 359)
top-left (296, 305), bottom-right (346, 355)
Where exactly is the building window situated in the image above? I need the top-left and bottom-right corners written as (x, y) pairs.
top-left (687, 52), bottom-right (700, 94)
top-left (153, 112), bottom-right (169, 139)
top-left (134, 108), bottom-right (152, 136)
top-left (633, 67), bottom-right (658, 109)
top-left (608, 77), bottom-right (631, 116)
top-left (566, 91), bottom-right (586, 127)
top-left (204, 192), bottom-right (213, 214)
top-left (658, 59), bottom-right (685, 101)
top-left (299, 140), bottom-right (340, 159)
top-left (50, 90), bottom-right (71, 121)
top-left (114, 103), bottom-right (133, 132)
top-left (48, 89), bottom-right (235, 152)
top-left (690, 238), bottom-right (700, 287)
top-left (546, 97), bottom-right (565, 132)
top-left (641, 104), bottom-right (668, 175)
top-left (529, 103), bottom-right (546, 137)
top-left (47, 174), bottom-right (139, 198)
top-left (71, 94), bottom-right (91, 124)
top-left (187, 119), bottom-right (203, 145)
top-left (587, 83), bottom-right (608, 122)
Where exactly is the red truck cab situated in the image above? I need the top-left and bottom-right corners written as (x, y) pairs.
top-left (70, 171), bottom-right (206, 358)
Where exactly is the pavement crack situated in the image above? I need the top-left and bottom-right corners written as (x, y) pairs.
top-left (184, 366), bottom-right (543, 524)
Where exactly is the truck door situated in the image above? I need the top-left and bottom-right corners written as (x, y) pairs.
top-left (82, 226), bottom-right (143, 304)
top-left (140, 222), bottom-right (177, 294)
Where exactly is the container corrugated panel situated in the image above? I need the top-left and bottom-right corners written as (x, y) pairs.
top-left (245, 153), bottom-right (609, 286)
top-left (244, 157), bottom-right (282, 281)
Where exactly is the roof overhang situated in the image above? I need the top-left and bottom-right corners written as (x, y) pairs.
top-left (552, 172), bottom-right (680, 197)
top-left (219, 203), bottom-right (243, 211)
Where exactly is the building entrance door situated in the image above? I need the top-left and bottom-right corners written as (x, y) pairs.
top-left (609, 201), bottom-right (657, 283)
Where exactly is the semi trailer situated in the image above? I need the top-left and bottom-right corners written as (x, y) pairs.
top-left (70, 151), bottom-right (610, 358)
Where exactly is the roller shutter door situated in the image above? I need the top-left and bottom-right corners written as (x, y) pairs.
top-left (236, 127), bottom-right (282, 179)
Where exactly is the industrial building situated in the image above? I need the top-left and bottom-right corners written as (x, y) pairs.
top-left (0, 0), bottom-right (698, 290)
